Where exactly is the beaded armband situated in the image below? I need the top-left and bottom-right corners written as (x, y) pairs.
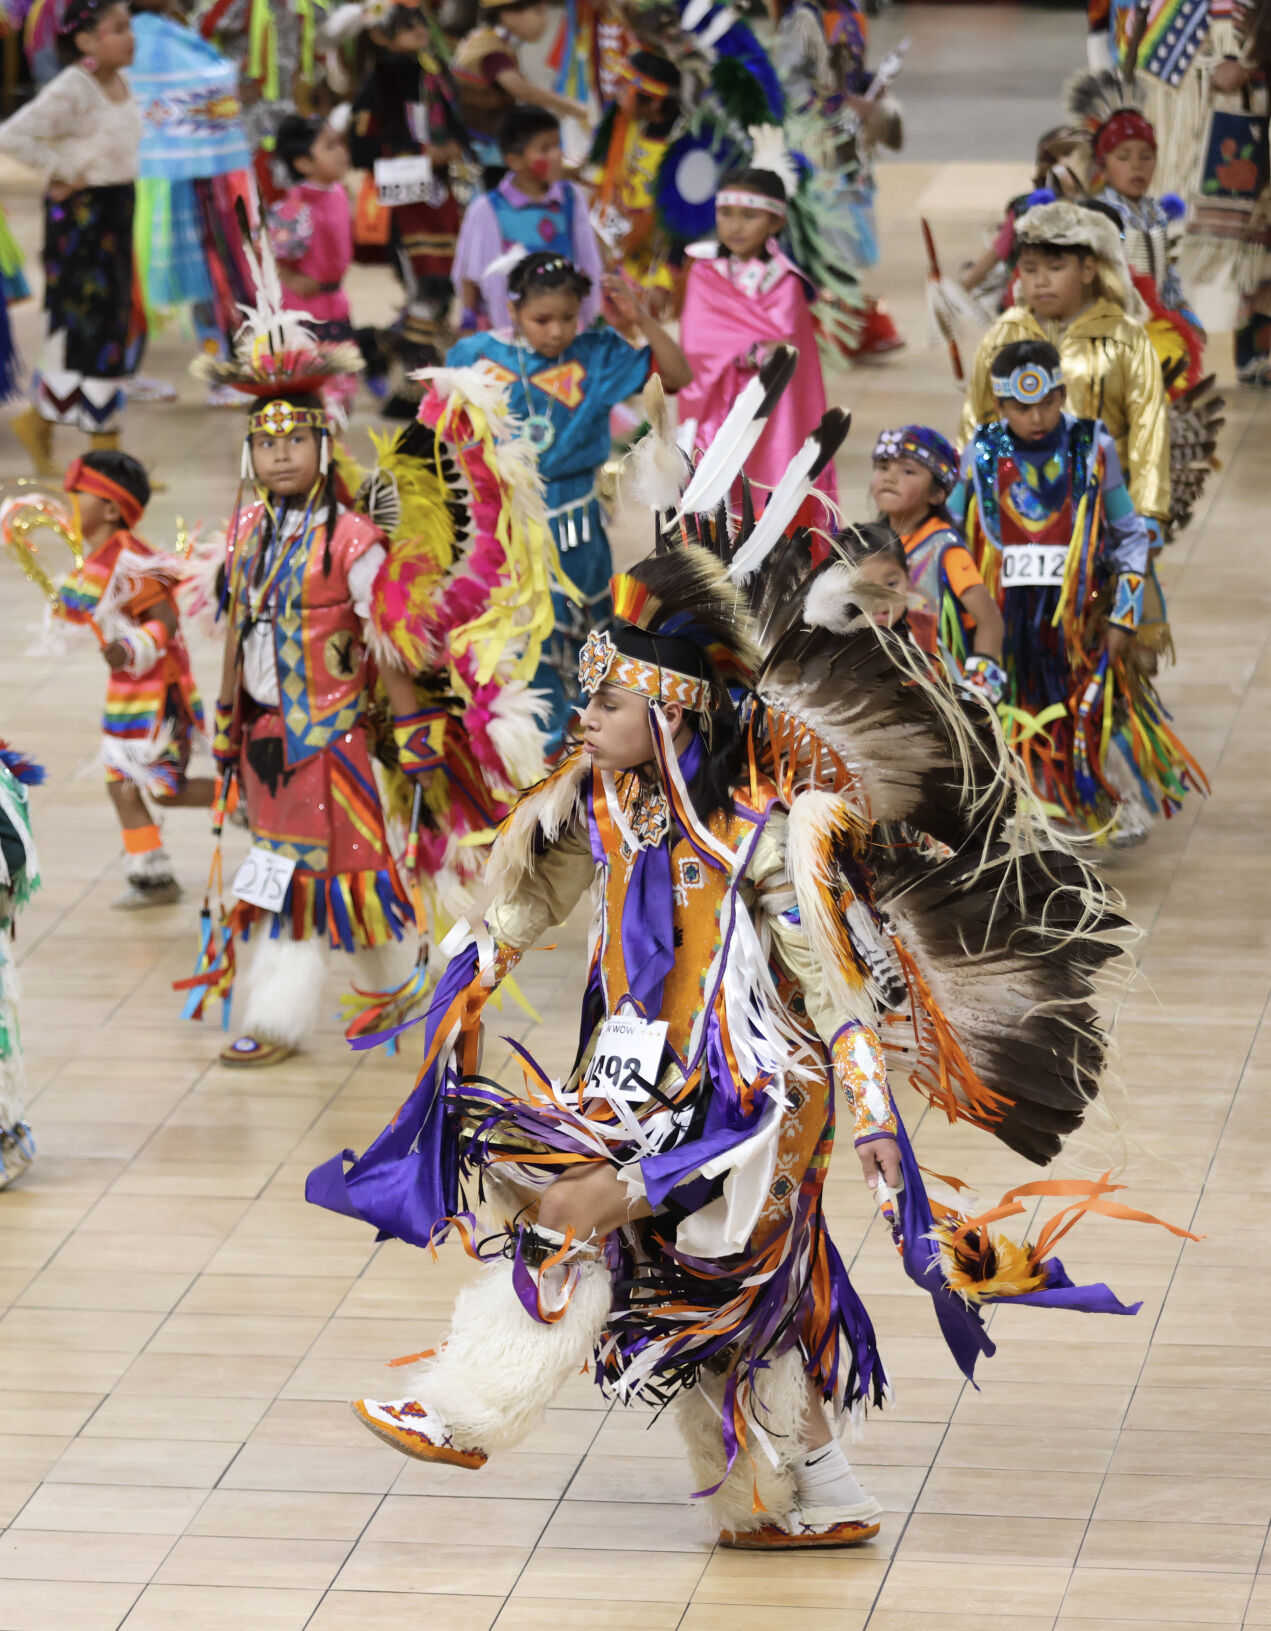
top-left (1108, 572), bottom-right (1144, 632)
top-left (212, 700), bottom-right (238, 768)
top-left (393, 708), bottom-right (446, 778)
top-left (832, 1021), bottom-right (898, 1146)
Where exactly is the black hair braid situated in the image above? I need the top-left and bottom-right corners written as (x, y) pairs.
top-left (508, 250), bottom-right (592, 306)
top-left (833, 520), bottom-right (908, 573)
top-left (684, 685), bottom-right (747, 827)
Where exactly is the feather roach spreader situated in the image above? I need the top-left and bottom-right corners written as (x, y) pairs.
top-left (306, 371), bottom-right (1195, 1552)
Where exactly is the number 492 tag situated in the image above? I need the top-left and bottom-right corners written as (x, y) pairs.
top-left (583, 1014), bottom-right (668, 1106)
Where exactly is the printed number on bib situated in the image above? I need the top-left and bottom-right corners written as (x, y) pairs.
top-left (1001, 543), bottom-right (1069, 588)
top-left (374, 155), bottom-right (434, 207)
top-left (232, 846), bottom-right (297, 912)
top-left (583, 1015), bottom-right (669, 1107)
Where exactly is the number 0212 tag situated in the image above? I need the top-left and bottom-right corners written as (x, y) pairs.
top-left (1000, 542), bottom-right (1069, 588)
top-left (584, 1014), bottom-right (668, 1105)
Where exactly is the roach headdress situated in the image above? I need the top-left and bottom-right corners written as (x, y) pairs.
top-left (192, 200), bottom-right (363, 478)
top-left (1065, 67), bottom-right (1155, 164)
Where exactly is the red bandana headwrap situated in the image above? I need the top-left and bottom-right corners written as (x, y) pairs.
top-left (1095, 109), bottom-right (1156, 163)
top-left (64, 457), bottom-right (144, 529)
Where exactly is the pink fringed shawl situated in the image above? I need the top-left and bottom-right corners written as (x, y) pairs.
top-left (678, 249), bottom-right (838, 514)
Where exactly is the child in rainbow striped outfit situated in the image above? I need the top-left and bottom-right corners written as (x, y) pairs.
top-left (58, 451), bottom-right (213, 907)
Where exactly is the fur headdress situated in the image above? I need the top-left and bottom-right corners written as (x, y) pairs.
top-left (1012, 198), bottom-right (1148, 322)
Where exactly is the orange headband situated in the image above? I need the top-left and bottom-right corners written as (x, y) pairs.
top-left (63, 458), bottom-right (144, 528)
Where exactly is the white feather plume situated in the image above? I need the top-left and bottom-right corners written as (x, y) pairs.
top-left (748, 123), bottom-right (800, 199)
top-left (621, 376), bottom-right (687, 512)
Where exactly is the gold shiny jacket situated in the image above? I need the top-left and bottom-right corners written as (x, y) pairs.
top-left (958, 298), bottom-right (1171, 523)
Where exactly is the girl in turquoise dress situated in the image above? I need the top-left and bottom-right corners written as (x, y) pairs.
top-left (446, 250), bottom-right (691, 745)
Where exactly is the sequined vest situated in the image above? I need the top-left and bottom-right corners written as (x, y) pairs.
top-left (972, 418), bottom-right (1096, 549)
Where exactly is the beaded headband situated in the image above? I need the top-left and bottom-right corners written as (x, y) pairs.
top-left (578, 629), bottom-right (713, 711)
top-left (871, 425), bottom-right (960, 494)
top-left (990, 363), bottom-right (1065, 404)
top-left (717, 188), bottom-right (786, 218)
top-left (247, 399), bottom-right (329, 437)
top-left (619, 56), bottom-right (677, 99)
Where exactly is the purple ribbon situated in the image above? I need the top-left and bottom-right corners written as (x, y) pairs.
top-left (893, 1114), bottom-right (997, 1383)
top-left (304, 944), bottom-right (479, 1249)
top-left (618, 734), bottom-right (704, 1020)
top-left (889, 1110), bottom-right (1143, 1382)
top-left (692, 1370), bottom-right (742, 1498)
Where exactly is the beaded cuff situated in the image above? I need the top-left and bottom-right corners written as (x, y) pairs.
top-left (1108, 571), bottom-right (1144, 632)
top-left (832, 1022), bottom-right (898, 1146)
top-left (393, 709), bottom-right (446, 778)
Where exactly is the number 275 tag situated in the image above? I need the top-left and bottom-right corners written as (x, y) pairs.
top-left (584, 1015), bottom-right (668, 1106)
top-left (231, 845), bottom-right (297, 912)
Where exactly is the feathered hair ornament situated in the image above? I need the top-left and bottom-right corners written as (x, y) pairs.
top-left (746, 122), bottom-right (799, 201)
top-left (0, 742), bottom-right (45, 787)
top-left (611, 545), bottom-right (761, 691)
top-left (191, 199), bottom-right (363, 433)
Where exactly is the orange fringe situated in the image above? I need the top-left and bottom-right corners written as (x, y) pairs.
top-left (891, 939), bottom-right (1012, 1130)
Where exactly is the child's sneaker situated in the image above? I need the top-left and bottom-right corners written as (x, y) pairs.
top-left (111, 877), bottom-right (182, 910)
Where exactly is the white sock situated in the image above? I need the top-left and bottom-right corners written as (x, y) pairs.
top-left (794, 1441), bottom-right (870, 1508)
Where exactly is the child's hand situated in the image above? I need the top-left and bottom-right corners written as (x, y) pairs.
top-left (1105, 624), bottom-right (1135, 664)
top-left (601, 272), bottom-right (645, 328)
top-left (102, 640), bottom-right (130, 672)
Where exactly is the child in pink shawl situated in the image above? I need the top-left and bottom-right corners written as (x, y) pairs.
top-left (676, 165), bottom-right (837, 520)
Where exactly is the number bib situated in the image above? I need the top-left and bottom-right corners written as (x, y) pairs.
top-left (232, 846), bottom-right (298, 912)
top-left (583, 1014), bottom-right (669, 1109)
top-left (1000, 543), bottom-right (1069, 589)
top-left (374, 155), bottom-right (435, 207)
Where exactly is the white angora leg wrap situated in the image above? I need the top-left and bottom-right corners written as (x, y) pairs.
top-left (404, 1256), bottom-right (612, 1454)
top-left (673, 1347), bottom-right (810, 1533)
top-left (241, 935), bottom-right (327, 1048)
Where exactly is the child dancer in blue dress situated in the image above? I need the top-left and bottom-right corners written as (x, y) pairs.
top-left (446, 250), bottom-right (691, 745)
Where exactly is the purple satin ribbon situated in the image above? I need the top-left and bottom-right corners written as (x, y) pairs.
top-left (893, 1114), bottom-right (997, 1383)
top-left (890, 1111), bottom-right (1143, 1383)
top-left (305, 943), bottom-right (479, 1249)
top-left (619, 734), bottom-right (704, 1020)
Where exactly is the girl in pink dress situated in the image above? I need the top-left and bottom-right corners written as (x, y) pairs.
top-left (268, 116), bottom-right (358, 413)
top-left (676, 164), bottom-right (837, 524)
